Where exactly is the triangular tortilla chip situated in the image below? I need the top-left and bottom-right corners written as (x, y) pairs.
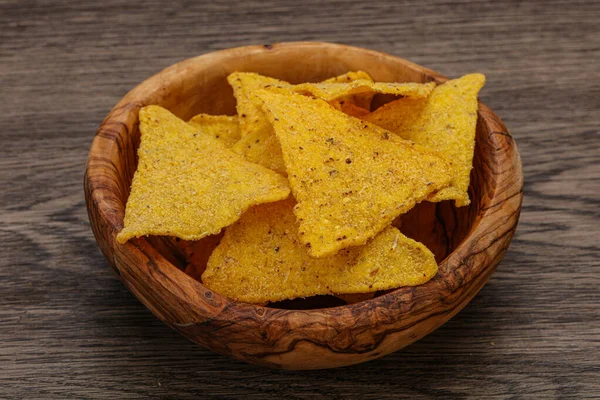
top-left (323, 70), bottom-right (373, 83)
top-left (330, 101), bottom-right (371, 118)
top-left (227, 72), bottom-right (376, 174)
top-left (227, 72), bottom-right (289, 138)
top-left (364, 74), bottom-right (485, 206)
top-left (324, 71), bottom-right (375, 110)
top-left (202, 199), bottom-right (438, 304)
top-left (255, 89), bottom-right (452, 258)
top-left (231, 124), bottom-right (287, 175)
top-left (293, 80), bottom-right (435, 103)
top-left (187, 114), bottom-right (240, 148)
top-left (363, 97), bottom-right (428, 132)
top-left (116, 105), bottom-right (290, 244)
top-left (228, 72), bottom-right (289, 174)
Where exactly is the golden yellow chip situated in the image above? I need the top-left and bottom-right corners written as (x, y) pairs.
top-left (324, 71), bottom-right (374, 110)
top-left (116, 105), bottom-right (290, 244)
top-left (363, 97), bottom-right (428, 132)
top-left (255, 89), bottom-right (453, 258)
top-left (231, 124), bottom-right (287, 175)
top-left (227, 72), bottom-right (289, 137)
top-left (323, 71), bottom-right (373, 83)
top-left (329, 100), bottom-right (370, 118)
top-left (227, 72), bottom-right (378, 174)
top-left (202, 199), bottom-right (438, 304)
top-left (293, 80), bottom-right (435, 103)
top-left (228, 72), bottom-right (289, 174)
top-left (364, 74), bottom-right (485, 206)
top-left (187, 114), bottom-right (240, 148)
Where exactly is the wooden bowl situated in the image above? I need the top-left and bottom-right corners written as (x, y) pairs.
top-left (85, 42), bottom-right (523, 370)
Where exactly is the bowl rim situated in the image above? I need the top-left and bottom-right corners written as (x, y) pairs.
top-left (85, 41), bottom-right (523, 362)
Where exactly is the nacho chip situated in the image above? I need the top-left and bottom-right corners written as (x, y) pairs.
top-left (293, 80), bottom-right (435, 103)
top-left (363, 97), bottom-right (428, 132)
top-left (323, 71), bottom-right (373, 84)
top-left (228, 72), bottom-right (289, 138)
top-left (364, 74), bottom-right (485, 206)
top-left (255, 89), bottom-right (453, 258)
top-left (187, 114), bottom-right (240, 148)
top-left (116, 105), bottom-right (290, 244)
top-left (226, 72), bottom-right (380, 173)
top-left (329, 100), bottom-right (371, 118)
top-left (228, 72), bottom-right (289, 174)
top-left (202, 199), bottom-right (438, 303)
top-left (231, 124), bottom-right (287, 175)
top-left (324, 71), bottom-right (374, 110)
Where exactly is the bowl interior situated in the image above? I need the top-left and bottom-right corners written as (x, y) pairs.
top-left (117, 44), bottom-right (481, 310)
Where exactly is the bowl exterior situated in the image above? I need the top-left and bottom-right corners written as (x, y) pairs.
top-left (85, 42), bottom-right (523, 369)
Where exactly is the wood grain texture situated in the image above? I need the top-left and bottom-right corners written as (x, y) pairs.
top-left (1, 0), bottom-right (599, 397)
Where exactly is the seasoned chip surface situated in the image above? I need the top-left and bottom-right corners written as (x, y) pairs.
top-left (330, 101), bottom-right (371, 118)
top-left (228, 72), bottom-right (289, 174)
top-left (323, 71), bottom-right (373, 83)
top-left (363, 97), bottom-right (428, 132)
top-left (255, 89), bottom-right (453, 258)
top-left (116, 105), bottom-right (290, 244)
top-left (227, 72), bottom-right (289, 138)
top-left (187, 114), bottom-right (240, 148)
top-left (364, 74), bottom-right (485, 206)
top-left (324, 70), bottom-right (375, 111)
top-left (227, 72), bottom-right (383, 174)
top-left (293, 80), bottom-right (435, 102)
top-left (202, 199), bottom-right (438, 304)
top-left (231, 122), bottom-right (288, 175)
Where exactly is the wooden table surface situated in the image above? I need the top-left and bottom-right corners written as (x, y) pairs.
top-left (1, 0), bottom-right (599, 398)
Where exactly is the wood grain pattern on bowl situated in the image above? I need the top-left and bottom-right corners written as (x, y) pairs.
top-left (84, 42), bottom-right (523, 370)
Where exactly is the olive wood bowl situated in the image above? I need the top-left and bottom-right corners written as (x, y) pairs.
top-left (85, 42), bottom-right (523, 370)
